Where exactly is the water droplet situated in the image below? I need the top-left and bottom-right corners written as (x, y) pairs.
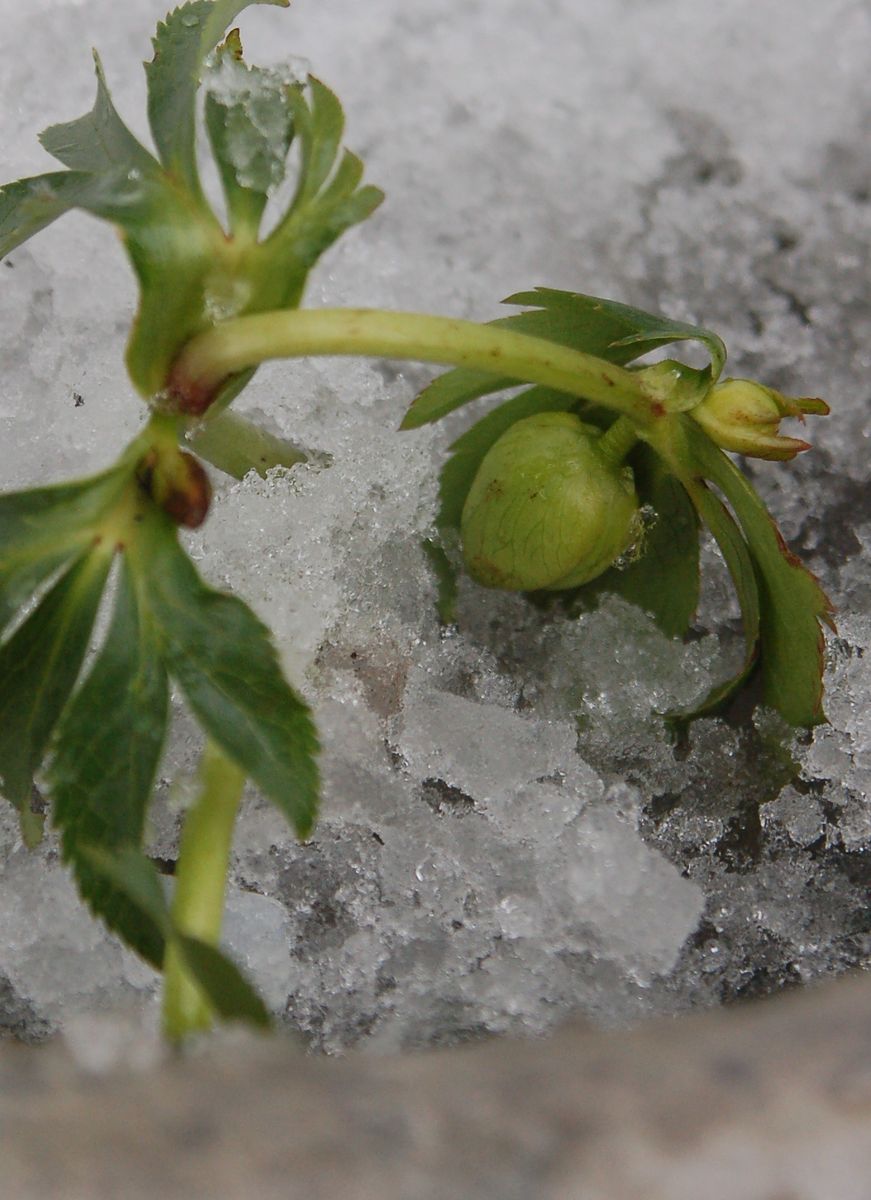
top-left (181, 12), bottom-right (200, 27)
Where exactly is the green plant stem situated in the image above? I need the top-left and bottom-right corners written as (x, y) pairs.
top-left (597, 416), bottom-right (640, 466)
top-left (162, 740), bottom-right (247, 1042)
top-left (171, 308), bottom-right (659, 427)
top-left (185, 409), bottom-right (309, 480)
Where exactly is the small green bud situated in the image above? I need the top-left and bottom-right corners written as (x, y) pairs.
top-left (460, 412), bottom-right (640, 592)
top-left (691, 378), bottom-right (829, 461)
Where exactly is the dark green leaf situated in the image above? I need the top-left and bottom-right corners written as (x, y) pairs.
top-left (0, 467), bottom-right (128, 633)
top-left (686, 423), bottom-right (833, 726)
top-left (422, 539), bottom-right (458, 626)
top-left (575, 448), bottom-right (700, 638)
top-left (79, 845), bottom-right (170, 962)
top-left (668, 475), bottom-right (761, 723)
top-left (175, 934), bottom-right (271, 1028)
top-left (39, 51), bottom-right (159, 176)
top-left (50, 560), bottom-right (169, 966)
top-left (145, 0), bottom-right (289, 199)
top-left (130, 511), bottom-right (319, 836)
top-left (402, 287), bottom-right (727, 430)
top-left (0, 549), bottom-right (111, 812)
top-left (204, 30), bottom-right (295, 236)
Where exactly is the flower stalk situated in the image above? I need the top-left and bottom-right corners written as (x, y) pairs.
top-left (167, 308), bottom-right (660, 428)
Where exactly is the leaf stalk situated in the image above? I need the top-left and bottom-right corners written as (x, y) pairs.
top-left (162, 739), bottom-right (247, 1042)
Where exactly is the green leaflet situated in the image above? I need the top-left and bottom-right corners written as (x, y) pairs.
top-left (40, 51), bottom-right (159, 176)
top-left (685, 423), bottom-right (833, 726)
top-left (130, 510), bottom-right (319, 837)
top-left (669, 477), bottom-right (761, 724)
top-left (203, 30), bottom-right (296, 236)
top-left (49, 560), bottom-right (169, 967)
top-left (174, 935), bottom-right (271, 1027)
top-left (0, 549), bottom-right (111, 815)
top-left (145, 0), bottom-right (289, 201)
top-left (0, 466), bottom-right (128, 633)
top-left (256, 80), bottom-right (384, 311)
top-left (402, 287), bottom-right (726, 430)
top-left (83, 846), bottom-right (269, 1027)
top-left (0, 169), bottom-right (147, 260)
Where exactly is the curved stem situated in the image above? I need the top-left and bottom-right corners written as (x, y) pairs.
top-left (169, 308), bottom-right (658, 427)
top-left (162, 740), bottom-right (246, 1042)
top-left (597, 416), bottom-right (640, 466)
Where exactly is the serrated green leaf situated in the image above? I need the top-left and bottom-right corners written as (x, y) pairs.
top-left (175, 934), bottom-right (271, 1028)
top-left (79, 845), bottom-right (170, 964)
top-left (0, 168), bottom-right (147, 261)
top-left (0, 467), bottom-right (129, 633)
top-left (129, 511), bottom-right (319, 836)
top-left (575, 448), bottom-right (700, 638)
top-left (50, 560), bottom-right (169, 966)
top-left (145, 0), bottom-right (289, 200)
top-left (685, 423), bottom-right (833, 726)
top-left (422, 539), bottom-right (459, 626)
top-left (204, 31), bottom-right (296, 236)
top-left (0, 549), bottom-right (111, 812)
top-left (258, 78), bottom-right (383, 311)
top-left (402, 288), bottom-right (727, 430)
top-left (668, 475), bottom-right (761, 723)
top-left (39, 51), bottom-right (159, 176)
top-left (293, 76), bottom-right (344, 204)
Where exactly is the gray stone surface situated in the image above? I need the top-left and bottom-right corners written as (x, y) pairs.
top-left (3, 972), bottom-right (871, 1199)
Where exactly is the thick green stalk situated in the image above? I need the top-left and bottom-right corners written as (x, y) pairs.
top-left (169, 308), bottom-right (658, 426)
top-left (162, 740), bottom-right (247, 1042)
top-left (185, 409), bottom-right (309, 480)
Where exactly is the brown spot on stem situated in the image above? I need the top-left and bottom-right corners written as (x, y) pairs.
top-left (164, 362), bottom-right (223, 417)
top-left (651, 401), bottom-right (666, 417)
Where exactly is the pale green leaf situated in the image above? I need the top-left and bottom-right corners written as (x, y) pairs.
top-left (204, 30), bottom-right (295, 235)
top-left (686, 422), bottom-right (833, 726)
top-left (145, 0), bottom-right (289, 198)
top-left (39, 51), bottom-right (158, 175)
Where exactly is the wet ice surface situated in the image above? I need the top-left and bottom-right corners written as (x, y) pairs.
top-left (0, 0), bottom-right (870, 1050)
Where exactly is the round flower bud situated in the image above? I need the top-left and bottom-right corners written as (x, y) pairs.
top-left (691, 378), bottom-right (828, 461)
top-left (460, 412), bottom-right (640, 592)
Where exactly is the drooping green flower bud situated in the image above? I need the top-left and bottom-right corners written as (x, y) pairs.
top-left (460, 412), bottom-right (640, 592)
top-left (691, 378), bottom-right (829, 461)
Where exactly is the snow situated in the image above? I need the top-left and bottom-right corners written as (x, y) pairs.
top-left (0, 0), bottom-right (869, 1050)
